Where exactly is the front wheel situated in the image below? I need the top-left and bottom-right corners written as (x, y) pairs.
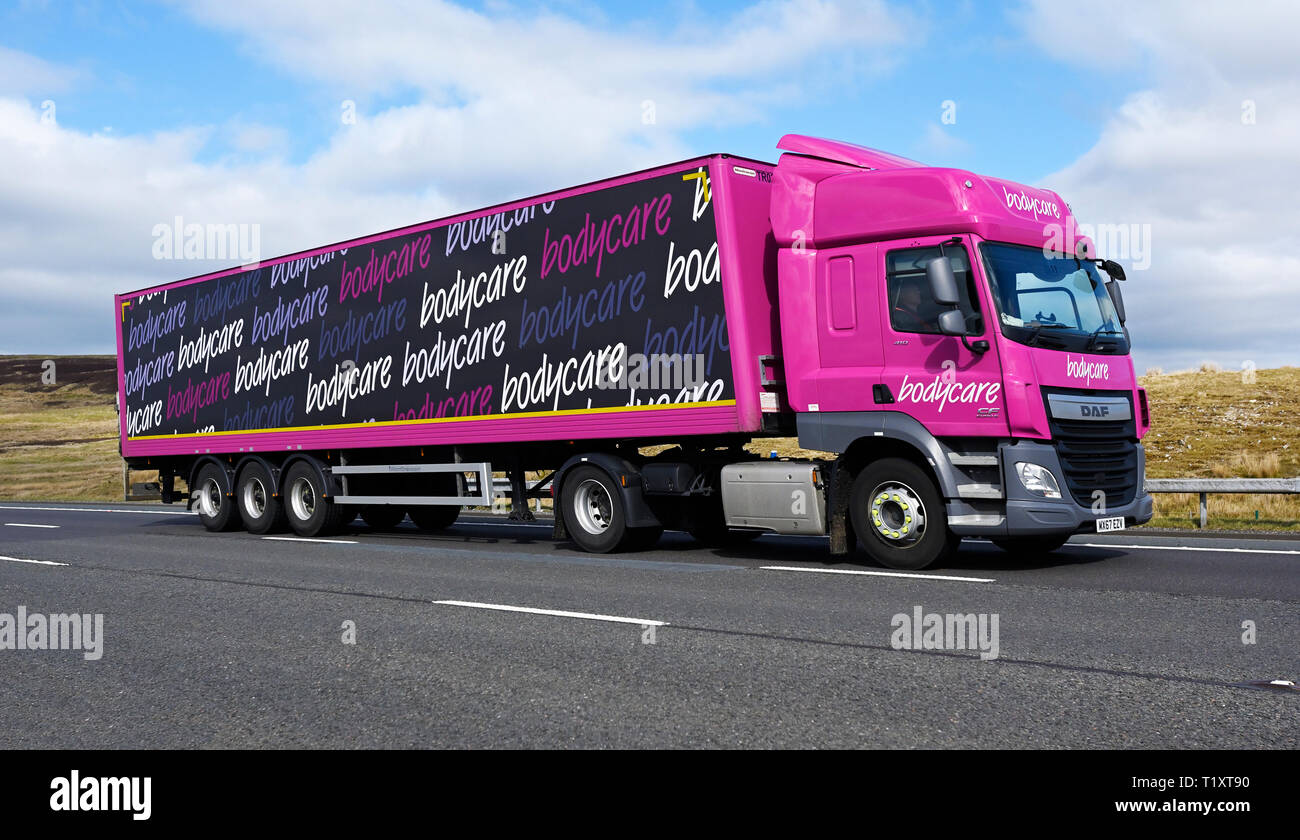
top-left (849, 458), bottom-right (959, 570)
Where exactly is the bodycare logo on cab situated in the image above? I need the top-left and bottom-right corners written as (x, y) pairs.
top-left (1001, 185), bottom-right (1061, 222)
top-left (1065, 354), bottom-right (1111, 387)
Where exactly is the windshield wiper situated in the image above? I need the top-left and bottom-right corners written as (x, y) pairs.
top-left (1084, 322), bottom-right (1123, 352)
top-left (1024, 321), bottom-right (1069, 347)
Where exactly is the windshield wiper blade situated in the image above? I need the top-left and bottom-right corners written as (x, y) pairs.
top-left (1025, 321), bottom-right (1069, 347)
top-left (1084, 323), bottom-right (1123, 352)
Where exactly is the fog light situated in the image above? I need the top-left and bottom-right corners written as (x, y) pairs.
top-left (1015, 462), bottom-right (1061, 499)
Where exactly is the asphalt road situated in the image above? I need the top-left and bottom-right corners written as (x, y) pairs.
top-left (0, 502), bottom-right (1295, 748)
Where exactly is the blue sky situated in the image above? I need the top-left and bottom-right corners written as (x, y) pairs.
top-left (1, 0), bottom-right (1296, 372)
top-left (2, 0), bottom-right (1136, 179)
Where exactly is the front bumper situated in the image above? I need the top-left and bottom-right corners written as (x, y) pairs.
top-left (946, 439), bottom-right (1153, 537)
top-left (1005, 490), bottom-right (1154, 536)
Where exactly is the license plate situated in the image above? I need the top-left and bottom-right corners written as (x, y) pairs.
top-left (1095, 516), bottom-right (1126, 533)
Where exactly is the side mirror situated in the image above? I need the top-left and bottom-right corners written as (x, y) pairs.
top-left (1106, 280), bottom-right (1127, 324)
top-left (937, 309), bottom-right (967, 336)
top-left (926, 257), bottom-right (960, 307)
top-left (1100, 258), bottom-right (1127, 283)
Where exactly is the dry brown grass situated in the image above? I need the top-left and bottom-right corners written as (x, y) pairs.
top-left (1209, 450), bottom-right (1282, 479)
top-left (0, 365), bottom-right (129, 501)
top-left (1140, 365), bottom-right (1300, 530)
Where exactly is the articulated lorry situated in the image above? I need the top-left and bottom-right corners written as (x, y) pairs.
top-left (116, 134), bottom-right (1152, 570)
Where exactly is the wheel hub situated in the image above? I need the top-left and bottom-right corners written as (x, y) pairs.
top-left (242, 477), bottom-right (267, 517)
top-left (573, 479), bottom-right (613, 535)
top-left (290, 478), bottom-right (316, 521)
top-left (869, 482), bottom-right (926, 545)
top-left (198, 478), bottom-right (223, 518)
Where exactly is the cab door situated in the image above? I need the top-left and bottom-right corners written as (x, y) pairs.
top-left (876, 235), bottom-right (1008, 438)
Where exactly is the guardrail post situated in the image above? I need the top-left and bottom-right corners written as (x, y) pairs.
top-left (1199, 492), bottom-right (1208, 529)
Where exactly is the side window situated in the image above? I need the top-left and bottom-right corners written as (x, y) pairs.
top-left (885, 245), bottom-right (982, 335)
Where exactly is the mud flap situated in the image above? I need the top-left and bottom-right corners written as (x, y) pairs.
top-left (828, 460), bottom-right (855, 556)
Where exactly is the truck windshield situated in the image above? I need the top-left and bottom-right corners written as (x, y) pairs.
top-left (979, 242), bottom-right (1129, 354)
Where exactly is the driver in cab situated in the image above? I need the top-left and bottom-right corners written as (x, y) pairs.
top-left (892, 280), bottom-right (937, 333)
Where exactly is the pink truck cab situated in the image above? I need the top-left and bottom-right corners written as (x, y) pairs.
top-left (116, 133), bottom-right (1151, 570)
top-left (769, 134), bottom-right (1151, 567)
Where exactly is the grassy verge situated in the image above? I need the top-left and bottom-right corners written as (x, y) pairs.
top-left (0, 356), bottom-right (137, 500)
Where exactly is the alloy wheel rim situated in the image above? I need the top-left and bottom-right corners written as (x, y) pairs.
top-left (868, 481), bottom-right (926, 546)
top-left (573, 479), bottom-right (613, 535)
top-left (242, 477), bottom-right (267, 518)
top-left (290, 477), bottom-right (316, 521)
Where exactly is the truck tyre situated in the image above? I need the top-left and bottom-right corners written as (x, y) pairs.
top-left (236, 461), bottom-right (285, 535)
top-left (360, 506), bottom-right (407, 531)
top-left (409, 506), bottom-right (459, 531)
top-left (561, 465), bottom-right (630, 553)
top-left (194, 463), bottom-right (240, 532)
top-left (992, 535), bottom-right (1070, 555)
top-left (283, 461), bottom-right (348, 537)
top-left (850, 458), bottom-right (959, 570)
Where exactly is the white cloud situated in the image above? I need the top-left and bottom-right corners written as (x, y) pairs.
top-left (227, 121), bottom-right (290, 155)
top-left (1025, 0), bottom-right (1300, 372)
top-left (0, 45), bottom-right (79, 96)
top-left (0, 0), bottom-right (914, 353)
top-left (918, 122), bottom-right (970, 161)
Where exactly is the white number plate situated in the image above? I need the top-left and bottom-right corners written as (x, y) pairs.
top-left (1095, 516), bottom-right (1126, 533)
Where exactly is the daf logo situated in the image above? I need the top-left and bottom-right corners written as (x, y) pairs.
top-left (1046, 394), bottom-right (1131, 422)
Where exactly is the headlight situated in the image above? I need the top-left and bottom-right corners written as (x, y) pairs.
top-left (1015, 462), bottom-right (1061, 499)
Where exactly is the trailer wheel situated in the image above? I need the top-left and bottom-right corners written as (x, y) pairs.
top-left (992, 535), bottom-right (1070, 555)
top-left (561, 466), bottom-right (629, 553)
top-left (194, 463), bottom-right (240, 532)
top-left (360, 506), bottom-right (407, 531)
top-left (283, 462), bottom-right (348, 537)
top-left (850, 458), bottom-right (958, 570)
top-left (409, 506), bottom-right (459, 531)
top-left (237, 462), bottom-right (285, 535)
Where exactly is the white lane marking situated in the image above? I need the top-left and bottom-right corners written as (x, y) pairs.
top-left (4, 523), bottom-right (60, 529)
top-left (262, 536), bottom-right (359, 545)
top-left (0, 555), bottom-right (68, 567)
top-left (761, 565), bottom-right (995, 583)
top-left (1077, 542), bottom-right (1300, 556)
top-left (433, 600), bottom-right (667, 626)
top-left (0, 505), bottom-right (195, 516)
